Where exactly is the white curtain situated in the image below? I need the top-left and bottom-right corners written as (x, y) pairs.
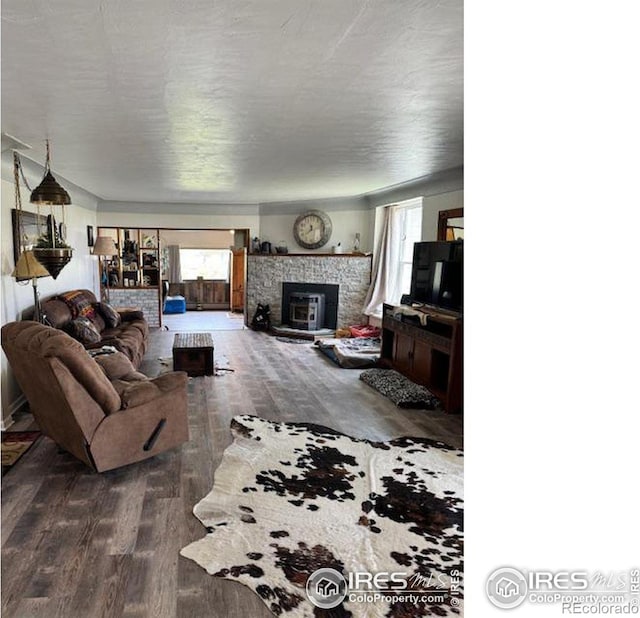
top-left (168, 245), bottom-right (182, 284)
top-left (362, 205), bottom-right (405, 317)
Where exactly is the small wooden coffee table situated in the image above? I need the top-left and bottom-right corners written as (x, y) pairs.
top-left (172, 332), bottom-right (214, 377)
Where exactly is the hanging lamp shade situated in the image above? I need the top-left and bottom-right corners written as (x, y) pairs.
top-left (30, 170), bottom-right (71, 205)
top-left (12, 250), bottom-right (50, 281)
top-left (33, 247), bottom-right (73, 280)
top-left (29, 140), bottom-right (71, 205)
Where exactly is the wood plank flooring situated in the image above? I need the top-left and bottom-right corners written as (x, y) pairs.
top-left (1, 328), bottom-right (463, 618)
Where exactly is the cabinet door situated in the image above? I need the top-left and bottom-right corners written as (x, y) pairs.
top-left (393, 333), bottom-right (414, 376)
top-left (412, 340), bottom-right (433, 386)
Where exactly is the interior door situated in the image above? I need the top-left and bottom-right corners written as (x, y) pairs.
top-left (230, 248), bottom-right (246, 312)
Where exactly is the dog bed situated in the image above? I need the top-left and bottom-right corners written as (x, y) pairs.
top-left (359, 368), bottom-right (441, 409)
top-left (314, 336), bottom-right (381, 368)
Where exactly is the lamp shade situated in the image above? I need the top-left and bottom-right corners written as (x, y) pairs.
top-left (12, 250), bottom-right (50, 280)
top-left (92, 236), bottom-right (118, 256)
top-left (30, 171), bottom-right (71, 205)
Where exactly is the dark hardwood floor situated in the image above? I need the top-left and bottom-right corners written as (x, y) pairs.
top-left (1, 327), bottom-right (463, 617)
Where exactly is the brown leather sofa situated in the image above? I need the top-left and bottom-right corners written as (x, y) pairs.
top-left (1, 321), bottom-right (189, 472)
top-left (39, 289), bottom-right (148, 368)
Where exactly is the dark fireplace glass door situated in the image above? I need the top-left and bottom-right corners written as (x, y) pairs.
top-left (289, 293), bottom-right (324, 330)
top-left (292, 305), bottom-right (314, 322)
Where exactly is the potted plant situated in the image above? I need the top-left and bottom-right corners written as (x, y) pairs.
top-left (33, 215), bottom-right (73, 279)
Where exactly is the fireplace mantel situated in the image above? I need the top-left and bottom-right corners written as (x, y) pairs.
top-left (246, 254), bottom-right (372, 329)
top-left (249, 252), bottom-right (370, 258)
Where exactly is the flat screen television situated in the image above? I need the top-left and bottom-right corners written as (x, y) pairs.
top-left (409, 241), bottom-right (463, 312)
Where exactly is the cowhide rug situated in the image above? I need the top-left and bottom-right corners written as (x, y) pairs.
top-left (180, 415), bottom-right (463, 617)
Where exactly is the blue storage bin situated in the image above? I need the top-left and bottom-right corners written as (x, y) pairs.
top-left (164, 295), bottom-right (186, 314)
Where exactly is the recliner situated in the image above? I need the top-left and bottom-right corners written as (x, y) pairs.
top-left (1, 321), bottom-right (189, 472)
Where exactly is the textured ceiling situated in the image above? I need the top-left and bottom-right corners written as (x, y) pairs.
top-left (1, 0), bottom-right (462, 204)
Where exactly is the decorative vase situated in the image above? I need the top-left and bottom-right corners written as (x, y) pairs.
top-left (33, 247), bottom-right (73, 279)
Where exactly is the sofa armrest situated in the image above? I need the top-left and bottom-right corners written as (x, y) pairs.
top-left (151, 371), bottom-right (189, 393)
top-left (119, 371), bottom-right (188, 409)
top-left (118, 310), bottom-right (145, 322)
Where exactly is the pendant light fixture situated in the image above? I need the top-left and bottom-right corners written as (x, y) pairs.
top-left (26, 139), bottom-right (74, 278)
top-left (30, 139), bottom-right (71, 205)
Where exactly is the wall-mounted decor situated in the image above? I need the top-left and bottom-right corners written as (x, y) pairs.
top-left (87, 225), bottom-right (95, 247)
top-left (11, 208), bottom-right (47, 265)
top-left (293, 210), bottom-right (333, 250)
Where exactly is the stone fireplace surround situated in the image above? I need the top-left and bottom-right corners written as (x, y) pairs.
top-left (246, 254), bottom-right (373, 329)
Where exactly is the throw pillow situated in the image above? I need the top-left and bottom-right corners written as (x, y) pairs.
top-left (57, 290), bottom-right (97, 321)
top-left (65, 317), bottom-right (102, 345)
top-left (96, 302), bottom-right (121, 328)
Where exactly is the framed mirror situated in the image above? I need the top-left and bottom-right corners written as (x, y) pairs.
top-left (437, 207), bottom-right (464, 241)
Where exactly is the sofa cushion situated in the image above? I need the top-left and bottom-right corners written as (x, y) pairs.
top-left (94, 351), bottom-right (146, 382)
top-left (99, 328), bottom-right (145, 368)
top-left (42, 299), bottom-right (73, 329)
top-left (65, 317), bottom-right (102, 345)
top-left (96, 302), bottom-right (121, 328)
top-left (57, 290), bottom-right (98, 321)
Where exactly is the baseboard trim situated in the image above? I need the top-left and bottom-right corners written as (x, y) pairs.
top-left (1, 394), bottom-right (28, 431)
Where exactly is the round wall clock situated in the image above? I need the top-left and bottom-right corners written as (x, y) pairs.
top-left (293, 210), bottom-right (333, 250)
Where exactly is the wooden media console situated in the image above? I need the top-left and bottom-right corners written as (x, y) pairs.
top-left (381, 303), bottom-right (462, 413)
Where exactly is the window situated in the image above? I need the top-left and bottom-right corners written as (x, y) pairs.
top-left (363, 198), bottom-right (423, 318)
top-left (179, 249), bottom-right (230, 280)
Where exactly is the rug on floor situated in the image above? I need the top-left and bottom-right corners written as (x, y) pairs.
top-left (359, 368), bottom-right (441, 409)
top-left (180, 415), bottom-right (463, 617)
top-left (1, 430), bottom-right (42, 476)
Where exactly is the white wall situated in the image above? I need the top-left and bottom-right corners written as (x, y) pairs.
top-left (98, 198), bottom-right (376, 254)
top-left (258, 209), bottom-right (374, 253)
top-left (159, 229), bottom-right (237, 249)
top-left (97, 202), bottom-right (260, 239)
top-left (1, 154), bottom-right (100, 427)
top-left (421, 189), bottom-right (464, 241)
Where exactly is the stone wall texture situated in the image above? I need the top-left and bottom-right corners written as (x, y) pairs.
top-left (109, 288), bottom-right (161, 327)
top-left (246, 255), bottom-right (372, 328)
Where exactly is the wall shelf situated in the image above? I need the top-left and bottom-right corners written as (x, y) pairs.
top-left (98, 226), bottom-right (162, 327)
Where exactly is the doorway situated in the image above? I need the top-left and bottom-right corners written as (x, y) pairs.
top-left (160, 228), bottom-right (248, 331)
